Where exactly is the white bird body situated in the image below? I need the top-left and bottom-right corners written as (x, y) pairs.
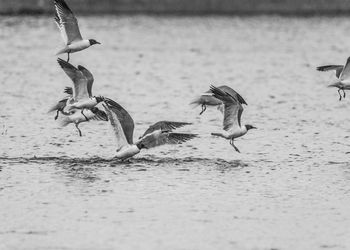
top-left (56, 40), bottom-right (91, 55)
top-left (213, 127), bottom-right (248, 140)
top-left (115, 145), bottom-right (141, 160)
top-left (66, 97), bottom-right (99, 111)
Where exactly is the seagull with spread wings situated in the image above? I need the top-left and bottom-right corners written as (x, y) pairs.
top-left (209, 85), bottom-right (256, 153)
top-left (317, 57), bottom-right (350, 100)
top-left (54, 0), bottom-right (100, 62)
top-left (191, 85), bottom-right (247, 115)
top-left (57, 58), bottom-right (105, 115)
top-left (102, 101), bottom-right (197, 160)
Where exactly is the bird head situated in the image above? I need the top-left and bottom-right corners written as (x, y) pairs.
top-left (89, 39), bottom-right (101, 46)
top-left (245, 124), bottom-right (257, 131)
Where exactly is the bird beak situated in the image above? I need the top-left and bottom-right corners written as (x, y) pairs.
top-left (252, 126), bottom-right (257, 129)
top-left (96, 41), bottom-right (101, 45)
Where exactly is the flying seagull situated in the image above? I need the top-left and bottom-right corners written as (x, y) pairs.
top-left (103, 101), bottom-right (197, 160)
top-left (209, 85), bottom-right (256, 153)
top-left (317, 57), bottom-right (350, 100)
top-left (57, 58), bottom-right (105, 117)
top-left (191, 85), bottom-right (247, 115)
top-left (54, 0), bottom-right (100, 62)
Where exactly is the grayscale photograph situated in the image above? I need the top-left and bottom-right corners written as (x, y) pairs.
top-left (0, 0), bottom-right (349, 249)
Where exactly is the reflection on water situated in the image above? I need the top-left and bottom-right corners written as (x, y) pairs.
top-left (0, 15), bottom-right (350, 250)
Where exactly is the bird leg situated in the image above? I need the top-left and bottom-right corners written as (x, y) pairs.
top-left (230, 138), bottom-right (240, 153)
top-left (54, 110), bottom-right (60, 120)
top-left (199, 104), bottom-right (206, 115)
top-left (343, 89), bottom-right (346, 98)
top-left (75, 123), bottom-right (82, 137)
top-left (338, 89), bottom-right (342, 101)
top-left (67, 52), bottom-right (70, 63)
top-left (81, 109), bottom-right (89, 121)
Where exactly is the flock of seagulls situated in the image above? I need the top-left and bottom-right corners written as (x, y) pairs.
top-left (48, 0), bottom-right (349, 160)
top-left (50, 0), bottom-right (249, 159)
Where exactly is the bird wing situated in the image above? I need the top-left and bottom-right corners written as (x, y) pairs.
top-left (54, 0), bottom-right (83, 44)
top-left (141, 121), bottom-right (192, 138)
top-left (210, 85), bottom-right (243, 131)
top-left (137, 131), bottom-right (197, 149)
top-left (340, 57), bottom-right (350, 81)
top-left (77, 65), bottom-right (94, 97)
top-left (218, 85), bottom-right (247, 105)
top-left (104, 99), bottom-right (134, 145)
top-left (57, 58), bottom-right (89, 101)
top-left (316, 65), bottom-right (344, 78)
top-left (102, 104), bottom-right (130, 149)
top-left (89, 107), bottom-right (108, 121)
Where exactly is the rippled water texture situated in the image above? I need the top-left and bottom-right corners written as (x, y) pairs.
top-left (0, 15), bottom-right (350, 250)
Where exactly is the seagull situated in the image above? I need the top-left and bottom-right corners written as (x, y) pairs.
top-left (191, 85), bottom-right (247, 115)
top-left (317, 57), bottom-right (350, 100)
top-left (57, 58), bottom-right (105, 116)
top-left (102, 100), bottom-right (197, 160)
top-left (209, 85), bottom-right (256, 153)
top-left (54, 0), bottom-right (101, 62)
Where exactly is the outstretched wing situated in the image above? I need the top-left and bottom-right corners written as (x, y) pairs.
top-left (316, 65), bottom-right (344, 78)
top-left (141, 121), bottom-right (192, 138)
top-left (210, 85), bottom-right (244, 131)
top-left (103, 104), bottom-right (130, 150)
top-left (77, 65), bottom-right (94, 97)
top-left (340, 57), bottom-right (350, 81)
top-left (57, 58), bottom-right (89, 101)
top-left (54, 0), bottom-right (83, 44)
top-left (137, 130), bottom-right (197, 149)
top-left (104, 99), bottom-right (134, 145)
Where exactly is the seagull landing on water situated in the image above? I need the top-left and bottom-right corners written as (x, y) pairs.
top-left (102, 100), bottom-right (197, 160)
top-left (191, 85), bottom-right (247, 115)
top-left (209, 85), bottom-right (256, 153)
top-left (317, 56), bottom-right (350, 101)
top-left (54, 0), bottom-right (101, 62)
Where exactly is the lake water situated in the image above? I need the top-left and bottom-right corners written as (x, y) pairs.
top-left (0, 15), bottom-right (350, 250)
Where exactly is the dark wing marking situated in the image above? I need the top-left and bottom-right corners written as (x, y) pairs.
top-left (217, 85), bottom-right (247, 105)
top-left (64, 86), bottom-right (73, 95)
top-left (104, 98), bottom-right (134, 145)
top-left (138, 131), bottom-right (197, 149)
top-left (141, 121), bottom-right (192, 138)
top-left (77, 65), bottom-right (94, 97)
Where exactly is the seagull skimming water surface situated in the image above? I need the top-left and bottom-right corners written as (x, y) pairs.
top-left (103, 101), bottom-right (197, 160)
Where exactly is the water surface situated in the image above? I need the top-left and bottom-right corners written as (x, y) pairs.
top-left (0, 15), bottom-right (350, 250)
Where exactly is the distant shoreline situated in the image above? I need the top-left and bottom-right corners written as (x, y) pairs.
top-left (2, 0), bottom-right (350, 15)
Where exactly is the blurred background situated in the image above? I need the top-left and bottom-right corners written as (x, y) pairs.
top-left (2, 0), bottom-right (350, 15)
